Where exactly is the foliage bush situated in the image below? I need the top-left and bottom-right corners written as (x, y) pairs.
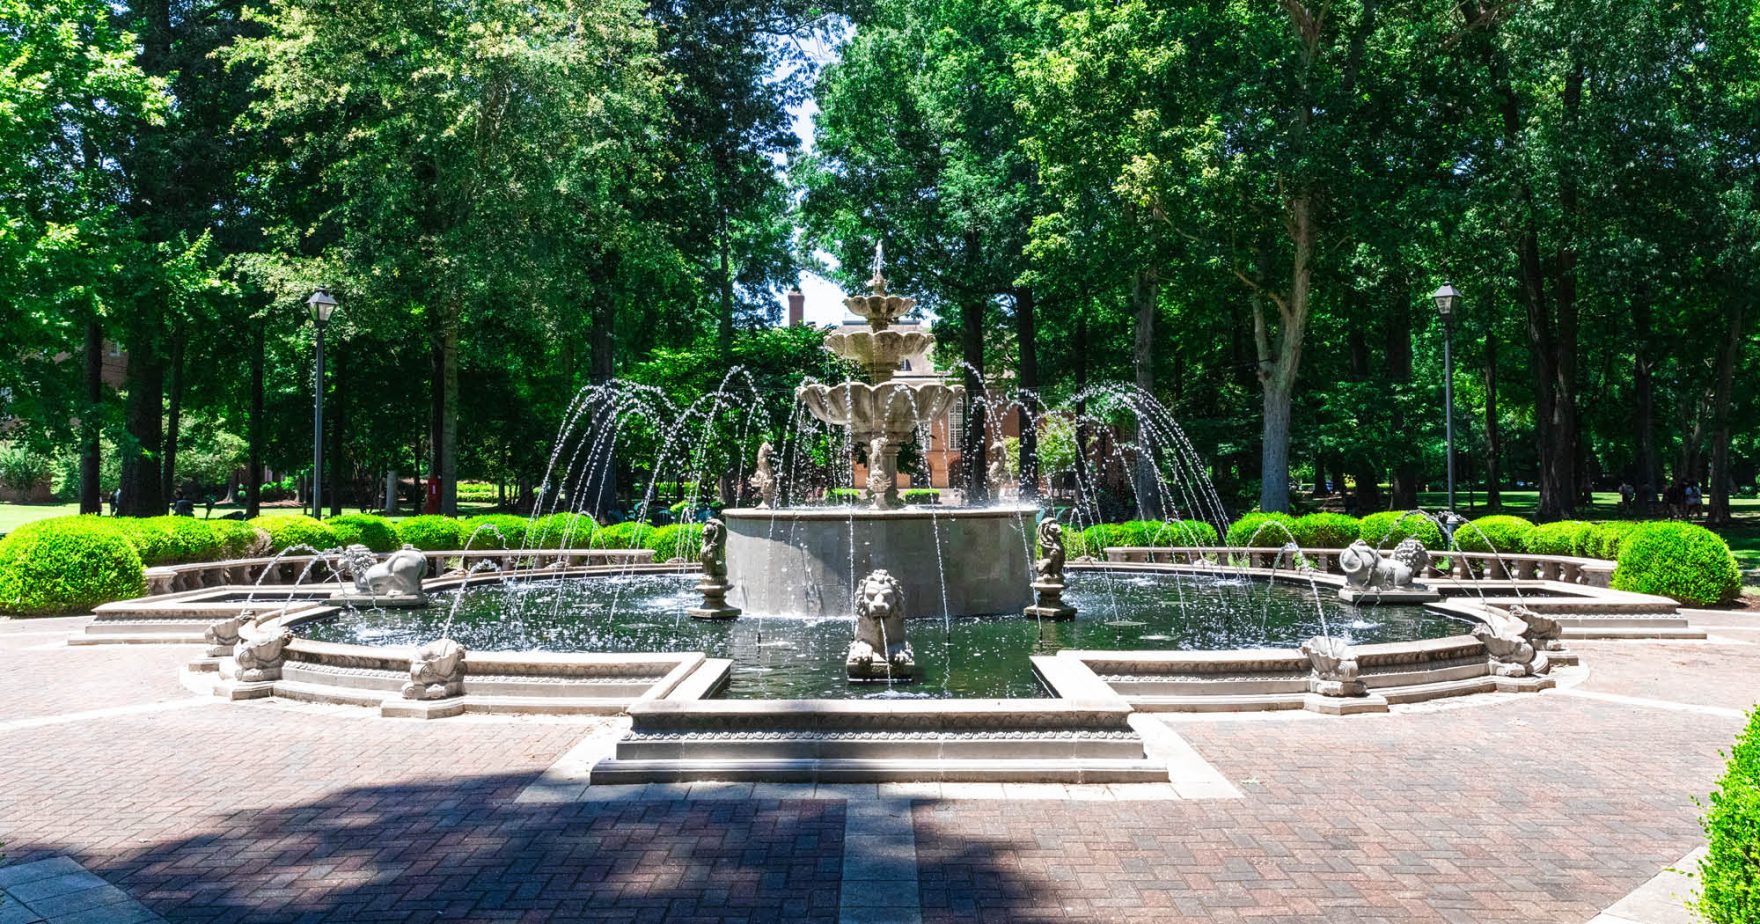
top-left (1611, 521), bottom-right (1740, 606)
top-left (0, 516), bottom-right (145, 615)
top-left (1699, 708), bottom-right (1760, 923)
top-left (1527, 520), bottom-right (1597, 557)
top-left (1453, 515), bottom-right (1536, 555)
top-left (1225, 512), bottom-right (1299, 548)
top-left (0, 442), bottom-right (54, 491)
top-left (1077, 523), bottom-right (1130, 557)
top-left (1589, 520), bottom-right (1644, 560)
top-left (594, 520), bottom-right (653, 549)
top-left (459, 514), bottom-right (529, 550)
top-left (247, 515), bottom-right (339, 553)
top-left (208, 519), bottom-right (268, 558)
top-left (395, 515), bottom-right (466, 551)
top-left (1291, 513), bottom-right (1360, 549)
top-left (455, 481), bottom-right (499, 502)
top-left (645, 522), bottom-right (705, 561)
top-left (328, 514), bottom-right (400, 552)
top-left (1133, 518), bottom-right (1220, 547)
top-left (901, 489), bottom-right (940, 504)
top-left (529, 512), bottom-right (596, 548)
top-left (1357, 510), bottom-right (1446, 550)
top-left (118, 516), bottom-right (225, 565)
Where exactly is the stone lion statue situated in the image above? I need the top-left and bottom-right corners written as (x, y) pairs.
top-left (234, 628), bottom-right (293, 683)
top-left (1338, 538), bottom-right (1429, 590)
top-left (1301, 635), bottom-right (1366, 697)
top-left (402, 638), bottom-right (466, 700)
top-left (847, 569), bottom-right (913, 680)
top-left (347, 544), bottom-right (428, 597)
top-left (1034, 518), bottom-right (1066, 584)
top-left (699, 518), bottom-right (728, 581)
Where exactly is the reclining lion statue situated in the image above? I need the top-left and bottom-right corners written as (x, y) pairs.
top-left (847, 569), bottom-right (913, 681)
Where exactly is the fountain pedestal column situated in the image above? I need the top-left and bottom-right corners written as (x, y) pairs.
top-left (1024, 580), bottom-right (1076, 621)
top-left (688, 519), bottom-right (742, 620)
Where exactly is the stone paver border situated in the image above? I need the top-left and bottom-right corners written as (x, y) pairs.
top-left (0, 857), bottom-right (164, 924)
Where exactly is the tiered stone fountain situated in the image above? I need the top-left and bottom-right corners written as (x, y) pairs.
top-left (722, 249), bottom-right (1034, 618)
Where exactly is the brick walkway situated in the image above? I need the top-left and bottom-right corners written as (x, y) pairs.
top-left (0, 615), bottom-right (1752, 923)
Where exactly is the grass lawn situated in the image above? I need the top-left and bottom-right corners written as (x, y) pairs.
top-left (0, 502), bottom-right (83, 535)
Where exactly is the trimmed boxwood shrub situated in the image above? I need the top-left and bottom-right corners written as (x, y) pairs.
top-left (901, 489), bottom-right (940, 504)
top-left (0, 516), bottom-right (146, 615)
top-left (395, 515), bottom-right (465, 551)
top-left (1699, 707), bottom-right (1760, 923)
top-left (208, 519), bottom-right (268, 558)
top-left (1134, 519), bottom-right (1220, 547)
top-left (594, 520), bottom-right (653, 550)
top-left (248, 514), bottom-right (339, 553)
top-left (1611, 521), bottom-right (1740, 606)
top-left (1291, 513), bottom-right (1360, 549)
top-left (1225, 512), bottom-right (1298, 548)
top-left (328, 514), bottom-right (399, 552)
top-left (529, 512), bottom-right (596, 549)
top-left (459, 514), bottom-right (529, 550)
top-left (646, 523), bottom-right (705, 562)
top-left (1358, 510), bottom-right (1446, 550)
top-left (118, 516), bottom-right (227, 565)
top-left (1453, 515), bottom-right (1536, 555)
top-left (1589, 520), bottom-right (1644, 560)
top-left (1527, 520), bottom-right (1597, 557)
top-left (1077, 523), bottom-right (1131, 558)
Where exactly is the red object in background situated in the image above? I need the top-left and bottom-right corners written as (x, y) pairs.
top-left (424, 476), bottom-right (441, 514)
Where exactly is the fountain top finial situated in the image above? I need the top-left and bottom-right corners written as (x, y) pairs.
top-left (867, 241), bottom-right (888, 296)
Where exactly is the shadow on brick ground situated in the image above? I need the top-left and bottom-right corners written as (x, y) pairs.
top-left (47, 775), bottom-right (847, 924)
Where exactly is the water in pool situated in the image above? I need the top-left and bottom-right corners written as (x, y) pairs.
top-left (299, 572), bottom-right (1472, 699)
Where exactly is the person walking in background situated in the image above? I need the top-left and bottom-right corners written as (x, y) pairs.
top-left (1686, 482), bottom-right (1703, 519)
top-left (1618, 481), bottom-right (1635, 514)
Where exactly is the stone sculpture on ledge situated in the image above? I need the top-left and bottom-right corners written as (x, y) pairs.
top-left (847, 569), bottom-right (914, 682)
top-left (1337, 538), bottom-right (1440, 605)
top-left (1301, 635), bottom-right (1366, 697)
top-left (204, 612), bottom-right (252, 659)
top-left (688, 519), bottom-right (741, 620)
top-left (749, 441), bottom-right (777, 509)
top-left (335, 544), bottom-right (429, 608)
top-left (1473, 604), bottom-right (1561, 677)
top-left (403, 638), bottom-right (466, 700)
top-left (233, 628), bottom-right (293, 683)
top-left (1024, 518), bottom-right (1077, 621)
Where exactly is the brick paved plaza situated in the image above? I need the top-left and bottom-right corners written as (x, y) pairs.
top-left (0, 614), bottom-right (1753, 923)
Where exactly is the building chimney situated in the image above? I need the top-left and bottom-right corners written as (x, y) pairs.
top-left (787, 289), bottom-right (805, 326)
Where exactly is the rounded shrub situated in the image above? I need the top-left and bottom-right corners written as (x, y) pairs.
top-left (1078, 523), bottom-right (1131, 558)
top-left (1698, 708), bottom-right (1760, 924)
top-left (395, 515), bottom-right (465, 551)
top-left (0, 516), bottom-right (146, 615)
top-left (247, 515), bottom-right (339, 553)
top-left (1135, 519), bottom-right (1220, 547)
top-left (1358, 510), bottom-right (1446, 550)
top-left (328, 514), bottom-right (399, 552)
top-left (1225, 512), bottom-right (1299, 548)
top-left (1453, 515), bottom-right (1536, 555)
top-left (208, 519), bottom-right (269, 558)
top-left (1589, 520), bottom-right (1644, 560)
top-left (459, 514), bottom-right (529, 550)
top-left (646, 522), bottom-right (705, 562)
top-left (594, 520), bottom-right (653, 550)
top-left (1291, 513), bottom-right (1360, 549)
top-left (117, 516), bottom-right (226, 565)
top-left (529, 512), bottom-right (596, 549)
top-left (1611, 521), bottom-right (1740, 606)
top-left (1527, 520), bottom-right (1597, 557)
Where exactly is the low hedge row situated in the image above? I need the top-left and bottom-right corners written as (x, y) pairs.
top-left (1699, 708), bottom-right (1760, 922)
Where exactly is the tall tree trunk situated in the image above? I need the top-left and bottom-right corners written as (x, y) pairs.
top-left (1386, 307), bottom-right (1419, 509)
top-left (1131, 267), bottom-right (1163, 519)
top-left (247, 322), bottom-right (264, 519)
top-left (1483, 328), bottom-right (1501, 510)
top-left (438, 308), bottom-right (460, 516)
top-left (1254, 196), bottom-right (1314, 514)
top-left (80, 320), bottom-right (103, 514)
top-left (585, 286), bottom-right (618, 519)
top-left (330, 350), bottom-right (346, 516)
top-left (119, 323), bottom-right (165, 517)
top-left (1708, 299), bottom-right (1746, 524)
top-left (429, 334), bottom-right (445, 511)
top-left (1632, 301), bottom-right (1659, 506)
top-left (160, 323), bottom-right (186, 503)
top-left (1014, 287), bottom-right (1039, 499)
top-left (717, 211), bottom-right (734, 361)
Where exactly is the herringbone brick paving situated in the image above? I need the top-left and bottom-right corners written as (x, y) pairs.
top-left (0, 615), bottom-right (1751, 922)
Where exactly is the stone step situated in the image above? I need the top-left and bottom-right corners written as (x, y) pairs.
top-left (68, 633), bottom-right (204, 646)
top-left (614, 730), bottom-right (1147, 762)
top-left (589, 756), bottom-right (1170, 785)
top-left (1561, 625), bottom-right (1707, 640)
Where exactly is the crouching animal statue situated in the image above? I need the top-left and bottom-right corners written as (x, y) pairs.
top-left (233, 628), bottom-right (294, 683)
top-left (402, 638), bottom-right (466, 700)
top-left (1338, 538), bottom-right (1430, 591)
top-left (846, 570), bottom-right (914, 681)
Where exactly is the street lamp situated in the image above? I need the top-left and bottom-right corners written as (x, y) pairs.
top-left (306, 287), bottom-right (339, 520)
top-left (1431, 283), bottom-right (1460, 517)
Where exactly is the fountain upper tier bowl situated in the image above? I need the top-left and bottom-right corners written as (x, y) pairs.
top-left (722, 505), bottom-right (1035, 618)
top-left (822, 328), bottom-right (936, 384)
top-left (794, 380), bottom-right (963, 440)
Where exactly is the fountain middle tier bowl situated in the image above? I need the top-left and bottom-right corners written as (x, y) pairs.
top-left (794, 380), bottom-right (964, 439)
top-left (722, 505), bottom-right (1035, 618)
top-left (822, 329), bottom-right (937, 383)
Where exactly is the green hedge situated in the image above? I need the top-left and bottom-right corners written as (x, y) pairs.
top-left (328, 514), bottom-right (400, 552)
top-left (594, 520), bottom-right (654, 549)
top-left (530, 511), bottom-right (596, 548)
top-left (1134, 519), bottom-right (1220, 547)
top-left (208, 519), bottom-right (267, 558)
top-left (1358, 511), bottom-right (1446, 550)
top-left (0, 516), bottom-right (146, 615)
top-left (1291, 513), bottom-right (1360, 549)
top-left (248, 514), bottom-right (339, 553)
top-left (119, 516), bottom-right (228, 565)
top-left (1453, 515), bottom-right (1536, 555)
top-left (459, 514), bottom-right (529, 550)
top-left (901, 489), bottom-right (941, 504)
top-left (1225, 512), bottom-right (1298, 548)
top-left (1699, 708), bottom-right (1760, 923)
top-left (1611, 521), bottom-right (1740, 606)
top-left (1527, 520), bottom-right (1597, 557)
top-left (645, 522), bottom-right (705, 561)
top-left (396, 515), bottom-right (466, 551)
top-left (1590, 520), bottom-right (1644, 560)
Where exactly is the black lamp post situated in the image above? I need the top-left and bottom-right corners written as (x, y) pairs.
top-left (306, 287), bottom-right (339, 520)
top-left (1431, 284), bottom-right (1460, 515)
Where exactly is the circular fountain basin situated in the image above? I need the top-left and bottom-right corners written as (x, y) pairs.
top-left (300, 570), bottom-right (1471, 699)
top-left (720, 505), bottom-right (1035, 618)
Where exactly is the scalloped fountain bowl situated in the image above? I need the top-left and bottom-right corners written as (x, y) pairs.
top-left (794, 380), bottom-right (963, 439)
top-left (823, 328), bottom-right (937, 383)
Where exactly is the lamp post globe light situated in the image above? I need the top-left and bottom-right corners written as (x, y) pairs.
top-left (306, 287), bottom-right (339, 520)
top-left (1431, 284), bottom-right (1460, 518)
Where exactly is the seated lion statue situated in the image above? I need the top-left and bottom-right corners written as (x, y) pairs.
top-left (847, 569), bottom-right (913, 679)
